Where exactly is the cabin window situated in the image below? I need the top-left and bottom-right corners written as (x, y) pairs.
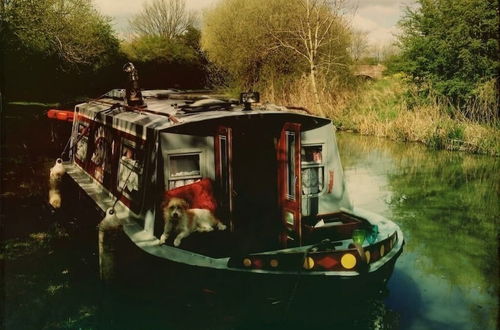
top-left (117, 138), bottom-right (143, 205)
top-left (90, 126), bottom-right (109, 183)
top-left (301, 144), bottom-right (324, 196)
top-left (75, 122), bottom-right (89, 162)
top-left (286, 131), bottom-right (296, 200)
top-left (168, 153), bottom-right (202, 189)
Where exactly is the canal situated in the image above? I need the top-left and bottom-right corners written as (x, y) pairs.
top-left (1, 105), bottom-right (498, 329)
top-left (338, 133), bottom-right (498, 330)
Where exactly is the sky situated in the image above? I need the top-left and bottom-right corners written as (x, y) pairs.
top-left (93, 0), bottom-right (416, 46)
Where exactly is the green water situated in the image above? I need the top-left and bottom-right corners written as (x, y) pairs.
top-left (338, 132), bottom-right (499, 330)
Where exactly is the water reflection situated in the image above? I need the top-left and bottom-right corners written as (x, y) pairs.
top-left (338, 132), bottom-right (499, 330)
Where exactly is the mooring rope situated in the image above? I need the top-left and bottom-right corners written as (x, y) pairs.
top-left (282, 243), bottom-right (316, 320)
top-left (282, 238), bottom-right (338, 320)
top-left (112, 161), bottom-right (135, 210)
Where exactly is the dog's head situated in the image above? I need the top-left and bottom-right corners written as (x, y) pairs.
top-left (165, 197), bottom-right (189, 221)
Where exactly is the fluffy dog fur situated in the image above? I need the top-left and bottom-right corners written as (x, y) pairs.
top-left (159, 197), bottom-right (226, 247)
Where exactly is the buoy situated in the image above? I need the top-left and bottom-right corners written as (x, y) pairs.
top-left (47, 110), bottom-right (74, 122)
top-left (98, 208), bottom-right (123, 283)
top-left (47, 109), bottom-right (58, 119)
top-left (56, 112), bottom-right (68, 121)
top-left (49, 158), bottom-right (65, 208)
top-left (48, 188), bottom-right (61, 209)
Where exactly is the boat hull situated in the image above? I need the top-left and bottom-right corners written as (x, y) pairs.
top-left (62, 163), bottom-right (404, 300)
top-left (114, 226), bottom-right (403, 301)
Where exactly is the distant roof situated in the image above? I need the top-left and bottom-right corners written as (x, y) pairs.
top-left (76, 89), bottom-right (330, 139)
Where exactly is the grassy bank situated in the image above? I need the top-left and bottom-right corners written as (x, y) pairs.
top-left (264, 74), bottom-right (500, 156)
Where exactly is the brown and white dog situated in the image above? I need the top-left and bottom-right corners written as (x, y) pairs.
top-left (159, 197), bottom-right (226, 247)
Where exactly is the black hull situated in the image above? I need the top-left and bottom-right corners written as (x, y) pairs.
top-left (116, 228), bottom-right (402, 300)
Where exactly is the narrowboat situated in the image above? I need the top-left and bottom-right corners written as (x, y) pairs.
top-left (51, 63), bottom-right (404, 293)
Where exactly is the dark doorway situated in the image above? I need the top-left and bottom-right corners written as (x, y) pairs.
top-left (231, 123), bottom-right (281, 253)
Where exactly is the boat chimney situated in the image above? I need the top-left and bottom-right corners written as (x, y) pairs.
top-left (240, 92), bottom-right (260, 111)
top-left (123, 62), bottom-right (146, 108)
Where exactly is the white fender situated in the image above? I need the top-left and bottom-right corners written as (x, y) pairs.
top-left (49, 188), bottom-right (61, 209)
top-left (49, 158), bottom-right (65, 208)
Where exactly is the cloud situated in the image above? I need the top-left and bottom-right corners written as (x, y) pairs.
top-left (94, 0), bottom-right (217, 17)
top-left (354, 0), bottom-right (413, 9)
top-left (93, 0), bottom-right (412, 45)
top-left (349, 0), bottom-right (415, 46)
top-left (94, 0), bottom-right (143, 17)
top-left (93, 0), bottom-right (219, 36)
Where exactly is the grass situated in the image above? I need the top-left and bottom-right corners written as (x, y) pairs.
top-left (7, 101), bottom-right (61, 108)
top-left (262, 74), bottom-right (500, 156)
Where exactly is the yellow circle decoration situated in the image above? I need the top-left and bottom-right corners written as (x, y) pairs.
top-left (270, 259), bottom-right (279, 268)
top-left (243, 258), bottom-right (252, 267)
top-left (341, 253), bottom-right (357, 269)
top-left (303, 257), bottom-right (315, 270)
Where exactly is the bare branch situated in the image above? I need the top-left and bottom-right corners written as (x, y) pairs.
top-left (129, 0), bottom-right (195, 39)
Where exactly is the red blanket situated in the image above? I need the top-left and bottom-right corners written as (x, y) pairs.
top-left (164, 178), bottom-right (217, 213)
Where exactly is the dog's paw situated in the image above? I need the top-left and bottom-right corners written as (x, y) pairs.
top-left (173, 238), bottom-right (181, 247)
top-left (217, 223), bottom-right (227, 231)
top-left (159, 234), bottom-right (167, 245)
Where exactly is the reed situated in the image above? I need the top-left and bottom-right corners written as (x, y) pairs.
top-left (260, 74), bottom-right (499, 156)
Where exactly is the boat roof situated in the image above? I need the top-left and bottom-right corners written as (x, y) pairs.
top-left (76, 89), bottom-right (331, 139)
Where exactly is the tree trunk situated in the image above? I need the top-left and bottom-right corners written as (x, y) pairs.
top-left (309, 66), bottom-right (325, 117)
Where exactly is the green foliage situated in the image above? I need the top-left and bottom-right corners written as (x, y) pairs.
top-left (1, 0), bottom-right (122, 101)
top-left (201, 0), bottom-right (288, 88)
top-left (397, 0), bottom-right (499, 107)
top-left (121, 35), bottom-right (199, 64)
top-left (2, 0), bottom-right (119, 68)
top-left (201, 0), bottom-right (351, 91)
top-left (122, 0), bottom-right (207, 88)
top-left (121, 19), bottom-right (207, 89)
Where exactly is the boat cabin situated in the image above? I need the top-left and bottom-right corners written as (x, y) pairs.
top-left (69, 88), bottom-right (357, 256)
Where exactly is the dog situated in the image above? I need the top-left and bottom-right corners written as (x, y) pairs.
top-left (159, 197), bottom-right (226, 247)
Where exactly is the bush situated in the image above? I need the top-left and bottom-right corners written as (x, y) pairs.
top-left (397, 0), bottom-right (499, 122)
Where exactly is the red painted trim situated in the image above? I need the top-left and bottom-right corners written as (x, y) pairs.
top-left (214, 126), bottom-right (233, 229)
top-left (277, 122), bottom-right (302, 247)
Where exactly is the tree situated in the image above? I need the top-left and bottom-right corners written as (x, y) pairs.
top-left (397, 0), bottom-right (499, 107)
top-left (1, 0), bottom-right (121, 101)
top-left (201, 0), bottom-right (351, 115)
top-left (201, 0), bottom-right (278, 87)
top-left (1, 0), bottom-right (119, 67)
top-left (349, 30), bottom-right (369, 63)
top-left (121, 35), bottom-right (198, 63)
top-left (123, 0), bottom-right (207, 89)
top-left (129, 0), bottom-right (195, 40)
top-left (266, 0), bottom-right (350, 116)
